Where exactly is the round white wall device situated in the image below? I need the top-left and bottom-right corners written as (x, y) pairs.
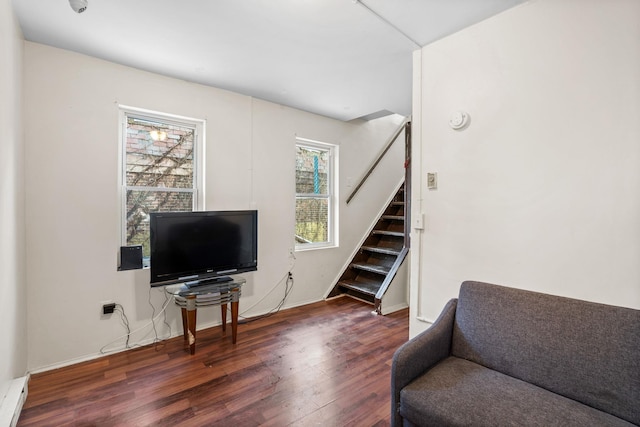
top-left (449, 111), bottom-right (469, 130)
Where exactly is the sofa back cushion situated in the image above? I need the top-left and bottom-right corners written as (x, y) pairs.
top-left (451, 281), bottom-right (640, 425)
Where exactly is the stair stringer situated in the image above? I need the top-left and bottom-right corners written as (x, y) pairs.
top-left (377, 255), bottom-right (409, 315)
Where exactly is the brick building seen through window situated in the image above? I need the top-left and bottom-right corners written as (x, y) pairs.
top-left (120, 108), bottom-right (204, 258)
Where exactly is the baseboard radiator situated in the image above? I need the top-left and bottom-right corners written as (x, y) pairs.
top-left (0, 375), bottom-right (29, 427)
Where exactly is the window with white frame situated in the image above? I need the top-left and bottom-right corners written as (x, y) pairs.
top-left (295, 138), bottom-right (337, 250)
top-left (119, 107), bottom-right (205, 259)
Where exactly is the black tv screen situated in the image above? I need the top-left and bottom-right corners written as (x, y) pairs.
top-left (149, 210), bottom-right (258, 287)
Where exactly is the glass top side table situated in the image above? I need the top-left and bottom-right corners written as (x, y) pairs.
top-left (165, 277), bottom-right (245, 355)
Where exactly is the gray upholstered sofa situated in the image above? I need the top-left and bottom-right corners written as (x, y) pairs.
top-left (391, 281), bottom-right (640, 426)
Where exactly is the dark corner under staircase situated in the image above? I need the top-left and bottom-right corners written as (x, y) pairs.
top-left (328, 119), bottom-right (411, 315)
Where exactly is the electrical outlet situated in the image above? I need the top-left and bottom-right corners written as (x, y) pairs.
top-left (102, 303), bottom-right (116, 315)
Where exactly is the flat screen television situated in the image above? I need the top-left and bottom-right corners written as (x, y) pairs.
top-left (149, 210), bottom-right (258, 287)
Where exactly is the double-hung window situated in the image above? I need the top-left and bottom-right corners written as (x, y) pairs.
top-left (295, 138), bottom-right (338, 250)
top-left (119, 107), bottom-right (205, 260)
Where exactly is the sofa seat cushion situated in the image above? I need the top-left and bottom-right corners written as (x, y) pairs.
top-left (399, 357), bottom-right (635, 427)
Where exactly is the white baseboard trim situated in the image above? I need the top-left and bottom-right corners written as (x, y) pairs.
top-left (30, 297), bottom-right (326, 375)
top-left (29, 334), bottom-right (173, 374)
top-left (0, 374), bottom-right (30, 427)
top-left (380, 302), bottom-right (409, 315)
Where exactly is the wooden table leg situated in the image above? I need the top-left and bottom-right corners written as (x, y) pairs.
top-left (181, 307), bottom-right (188, 343)
top-left (221, 303), bottom-right (227, 335)
top-left (231, 289), bottom-right (240, 344)
top-left (231, 300), bottom-right (239, 344)
top-left (185, 295), bottom-right (197, 355)
top-left (230, 286), bottom-right (240, 344)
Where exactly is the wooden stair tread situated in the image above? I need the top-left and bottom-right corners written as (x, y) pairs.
top-left (381, 215), bottom-right (404, 221)
top-left (372, 230), bottom-right (404, 237)
top-left (361, 246), bottom-right (401, 256)
top-left (351, 262), bottom-right (390, 275)
top-left (338, 279), bottom-right (381, 296)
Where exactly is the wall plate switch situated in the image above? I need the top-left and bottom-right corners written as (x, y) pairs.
top-left (427, 172), bottom-right (438, 189)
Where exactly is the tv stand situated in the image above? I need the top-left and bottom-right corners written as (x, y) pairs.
top-left (165, 277), bottom-right (245, 355)
top-left (185, 276), bottom-right (232, 288)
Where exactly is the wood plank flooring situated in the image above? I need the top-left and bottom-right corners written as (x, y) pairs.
top-left (18, 297), bottom-right (409, 426)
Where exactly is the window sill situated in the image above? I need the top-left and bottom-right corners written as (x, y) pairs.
top-left (295, 243), bottom-right (338, 253)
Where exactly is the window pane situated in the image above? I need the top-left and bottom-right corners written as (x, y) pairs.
top-left (295, 146), bottom-right (328, 194)
top-left (126, 190), bottom-right (193, 256)
top-left (295, 197), bottom-right (328, 244)
top-left (126, 117), bottom-right (195, 189)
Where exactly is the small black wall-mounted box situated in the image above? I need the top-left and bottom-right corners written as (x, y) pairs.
top-left (119, 245), bottom-right (143, 271)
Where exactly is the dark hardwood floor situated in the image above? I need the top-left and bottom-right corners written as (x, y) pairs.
top-left (18, 297), bottom-right (409, 426)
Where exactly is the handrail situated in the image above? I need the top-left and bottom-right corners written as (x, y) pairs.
top-left (294, 235), bottom-right (311, 244)
top-left (346, 117), bottom-right (410, 204)
top-left (403, 120), bottom-right (412, 250)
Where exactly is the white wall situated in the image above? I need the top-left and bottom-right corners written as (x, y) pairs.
top-left (0, 0), bottom-right (26, 404)
top-left (23, 42), bottom-right (406, 371)
top-left (410, 0), bottom-right (640, 336)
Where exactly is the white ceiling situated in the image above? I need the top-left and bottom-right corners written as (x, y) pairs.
top-left (12, 0), bottom-right (527, 121)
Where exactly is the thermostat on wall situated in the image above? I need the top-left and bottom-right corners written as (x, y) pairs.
top-left (449, 111), bottom-right (469, 130)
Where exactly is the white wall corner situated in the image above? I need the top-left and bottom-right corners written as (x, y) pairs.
top-left (409, 48), bottom-right (427, 338)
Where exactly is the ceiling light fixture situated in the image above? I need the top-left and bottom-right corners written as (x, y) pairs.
top-left (149, 130), bottom-right (167, 141)
top-left (69, 0), bottom-right (88, 13)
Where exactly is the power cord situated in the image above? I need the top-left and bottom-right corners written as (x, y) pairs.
top-left (148, 290), bottom-right (159, 345)
top-left (99, 292), bottom-right (175, 354)
top-left (100, 269), bottom-right (295, 353)
top-left (115, 304), bottom-right (131, 349)
top-left (147, 287), bottom-right (173, 349)
top-left (239, 271), bottom-right (294, 324)
top-left (161, 291), bottom-right (172, 336)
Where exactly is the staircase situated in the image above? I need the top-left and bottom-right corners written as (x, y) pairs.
top-left (328, 184), bottom-right (408, 314)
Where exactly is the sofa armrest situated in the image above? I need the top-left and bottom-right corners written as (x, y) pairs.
top-left (390, 298), bottom-right (457, 427)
